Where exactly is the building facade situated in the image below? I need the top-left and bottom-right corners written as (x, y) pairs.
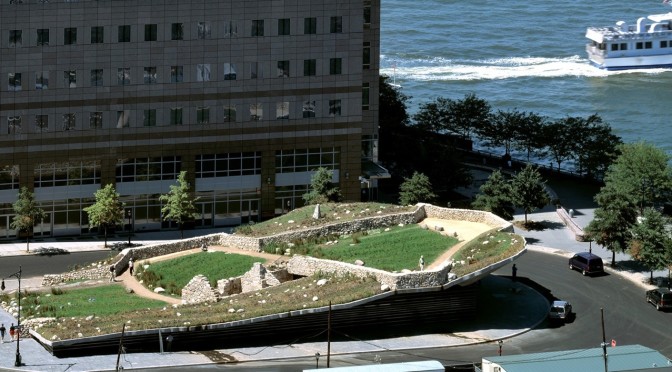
top-left (0, 0), bottom-right (382, 238)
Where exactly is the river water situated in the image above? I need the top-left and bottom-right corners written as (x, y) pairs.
top-left (381, 0), bottom-right (672, 153)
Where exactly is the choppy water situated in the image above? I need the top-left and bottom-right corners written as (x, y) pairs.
top-left (381, 0), bottom-right (672, 153)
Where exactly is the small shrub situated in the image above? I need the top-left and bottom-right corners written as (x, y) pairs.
top-left (51, 287), bottom-right (65, 295)
top-left (139, 270), bottom-right (162, 288)
top-left (234, 225), bottom-right (253, 235)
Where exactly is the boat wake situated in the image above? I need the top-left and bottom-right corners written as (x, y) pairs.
top-left (380, 55), bottom-right (672, 81)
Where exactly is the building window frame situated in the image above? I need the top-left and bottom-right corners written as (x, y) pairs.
top-left (90, 26), bottom-right (104, 44)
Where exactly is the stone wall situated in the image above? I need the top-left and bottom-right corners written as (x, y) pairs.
top-left (41, 265), bottom-right (113, 286)
top-left (181, 275), bottom-right (218, 305)
top-left (216, 278), bottom-right (242, 296)
top-left (183, 264), bottom-right (292, 303)
top-left (286, 255), bottom-right (454, 290)
top-left (421, 204), bottom-right (513, 232)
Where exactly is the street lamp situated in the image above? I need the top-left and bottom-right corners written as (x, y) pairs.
top-left (315, 352), bottom-right (320, 369)
top-left (1, 266), bottom-right (23, 366)
top-left (498, 340), bottom-right (503, 356)
top-left (126, 209), bottom-right (132, 246)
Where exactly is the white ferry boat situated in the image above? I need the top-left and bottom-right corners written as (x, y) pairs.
top-left (586, 12), bottom-right (672, 70)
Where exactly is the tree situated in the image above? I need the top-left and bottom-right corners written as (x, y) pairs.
top-left (573, 114), bottom-right (622, 180)
top-left (302, 167), bottom-right (342, 204)
top-left (629, 208), bottom-right (672, 283)
top-left (159, 171), bottom-right (199, 239)
top-left (472, 170), bottom-right (515, 220)
top-left (585, 185), bottom-right (638, 266)
top-left (399, 172), bottom-right (437, 205)
top-left (11, 187), bottom-right (46, 252)
top-left (543, 118), bottom-right (577, 171)
top-left (478, 109), bottom-right (523, 157)
top-left (511, 164), bottom-right (550, 224)
top-left (449, 93), bottom-right (491, 141)
top-left (602, 142), bottom-right (672, 214)
top-left (512, 112), bottom-right (546, 162)
top-left (413, 93), bottom-right (490, 140)
top-left (84, 184), bottom-right (125, 248)
top-left (379, 75), bottom-right (410, 131)
top-left (413, 97), bottom-right (451, 133)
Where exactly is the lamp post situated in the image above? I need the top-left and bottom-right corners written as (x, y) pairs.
top-left (315, 352), bottom-right (320, 369)
top-left (1, 266), bottom-right (23, 366)
top-left (126, 209), bottom-right (132, 246)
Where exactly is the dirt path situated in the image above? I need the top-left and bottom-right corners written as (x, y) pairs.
top-left (421, 218), bottom-right (495, 270)
top-left (119, 246), bottom-right (285, 305)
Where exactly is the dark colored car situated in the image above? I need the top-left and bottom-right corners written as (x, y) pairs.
top-left (646, 288), bottom-right (672, 311)
top-left (568, 252), bottom-right (604, 276)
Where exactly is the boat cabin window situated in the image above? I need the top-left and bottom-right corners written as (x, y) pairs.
top-left (610, 43), bottom-right (627, 51)
top-left (636, 41), bottom-right (653, 50)
top-left (661, 40), bottom-right (668, 48)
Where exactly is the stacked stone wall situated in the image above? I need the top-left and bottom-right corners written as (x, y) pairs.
top-left (181, 275), bottom-right (218, 305)
top-left (421, 204), bottom-right (512, 232)
top-left (286, 255), bottom-right (454, 290)
top-left (41, 265), bottom-right (113, 286)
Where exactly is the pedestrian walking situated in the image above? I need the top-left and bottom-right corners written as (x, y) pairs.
top-left (0, 323), bottom-right (5, 343)
top-left (419, 255), bottom-right (425, 271)
top-left (512, 264), bottom-right (518, 282)
top-left (109, 264), bottom-right (116, 282)
top-left (129, 258), bottom-right (134, 276)
top-left (9, 323), bottom-right (15, 341)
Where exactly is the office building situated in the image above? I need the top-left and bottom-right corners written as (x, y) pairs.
top-left (0, 0), bottom-right (382, 237)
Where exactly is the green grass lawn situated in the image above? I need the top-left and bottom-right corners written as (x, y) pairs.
top-left (17, 286), bottom-right (166, 319)
top-left (294, 224), bottom-right (459, 272)
top-left (137, 252), bottom-right (264, 295)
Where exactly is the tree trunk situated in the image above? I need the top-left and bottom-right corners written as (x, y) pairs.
top-left (180, 223), bottom-right (184, 239)
top-left (26, 236), bottom-right (30, 252)
top-left (104, 225), bottom-right (108, 248)
top-left (611, 251), bottom-right (616, 267)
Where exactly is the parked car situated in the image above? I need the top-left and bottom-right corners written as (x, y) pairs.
top-left (646, 288), bottom-right (672, 311)
top-left (549, 300), bottom-right (572, 322)
top-left (568, 252), bottom-right (604, 276)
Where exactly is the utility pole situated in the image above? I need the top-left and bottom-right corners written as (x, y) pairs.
top-left (327, 302), bottom-right (332, 368)
top-left (601, 308), bottom-right (608, 372)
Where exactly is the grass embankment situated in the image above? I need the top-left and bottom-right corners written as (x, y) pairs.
top-left (29, 273), bottom-right (381, 341)
top-left (2, 286), bottom-right (166, 319)
top-left (136, 252), bottom-right (264, 295)
top-left (235, 202), bottom-right (416, 237)
top-left (450, 230), bottom-right (525, 277)
top-left (286, 224), bottom-right (459, 272)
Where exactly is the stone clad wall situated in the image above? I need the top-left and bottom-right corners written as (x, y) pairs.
top-left (181, 275), bottom-right (217, 305)
top-left (41, 266), bottom-right (111, 286)
top-left (286, 255), bottom-right (454, 290)
top-left (421, 204), bottom-right (512, 232)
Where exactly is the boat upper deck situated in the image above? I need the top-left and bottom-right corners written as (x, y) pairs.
top-left (586, 12), bottom-right (672, 43)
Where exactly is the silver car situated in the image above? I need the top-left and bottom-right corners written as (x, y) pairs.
top-left (549, 300), bottom-right (572, 322)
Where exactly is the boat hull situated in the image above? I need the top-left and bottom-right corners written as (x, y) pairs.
top-left (587, 53), bottom-right (672, 70)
